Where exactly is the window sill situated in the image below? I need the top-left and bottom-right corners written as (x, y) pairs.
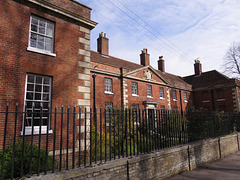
top-left (27, 47), bottom-right (56, 57)
top-left (184, 100), bottom-right (188, 103)
top-left (105, 91), bottom-right (114, 95)
top-left (173, 99), bottom-right (177, 102)
top-left (132, 94), bottom-right (139, 97)
top-left (217, 99), bottom-right (225, 102)
top-left (21, 128), bottom-right (53, 136)
top-left (147, 96), bottom-right (153, 99)
top-left (160, 97), bottom-right (165, 100)
top-left (202, 100), bottom-right (210, 103)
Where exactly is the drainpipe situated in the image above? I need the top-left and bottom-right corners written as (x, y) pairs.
top-left (211, 90), bottom-right (216, 111)
top-left (120, 67), bottom-right (124, 109)
top-left (179, 90), bottom-right (183, 115)
top-left (92, 74), bottom-right (96, 123)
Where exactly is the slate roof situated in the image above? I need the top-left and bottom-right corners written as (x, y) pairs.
top-left (91, 51), bottom-right (192, 90)
top-left (183, 70), bottom-right (229, 84)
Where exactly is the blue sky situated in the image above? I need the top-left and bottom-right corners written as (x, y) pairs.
top-left (79, 0), bottom-right (240, 76)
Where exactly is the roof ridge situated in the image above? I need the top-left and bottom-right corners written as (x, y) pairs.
top-left (91, 50), bottom-right (143, 67)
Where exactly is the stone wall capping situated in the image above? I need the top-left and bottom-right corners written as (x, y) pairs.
top-left (36, 133), bottom-right (240, 180)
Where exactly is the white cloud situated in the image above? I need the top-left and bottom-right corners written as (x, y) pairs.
top-left (79, 0), bottom-right (240, 77)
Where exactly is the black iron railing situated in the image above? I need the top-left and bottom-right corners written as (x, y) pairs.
top-left (0, 104), bottom-right (239, 179)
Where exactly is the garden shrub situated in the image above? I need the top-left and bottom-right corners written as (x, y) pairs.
top-left (0, 141), bottom-right (52, 179)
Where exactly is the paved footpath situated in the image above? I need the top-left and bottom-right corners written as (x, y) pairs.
top-left (168, 151), bottom-right (240, 180)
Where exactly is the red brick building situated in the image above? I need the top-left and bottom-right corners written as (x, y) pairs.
top-left (90, 33), bottom-right (240, 114)
top-left (184, 60), bottom-right (240, 112)
top-left (0, 0), bottom-right (96, 147)
top-left (90, 33), bottom-right (192, 115)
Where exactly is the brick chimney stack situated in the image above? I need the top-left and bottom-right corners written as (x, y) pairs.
top-left (194, 60), bottom-right (202, 75)
top-left (140, 48), bottom-right (150, 66)
top-left (97, 32), bottom-right (109, 55)
top-left (158, 56), bottom-right (165, 72)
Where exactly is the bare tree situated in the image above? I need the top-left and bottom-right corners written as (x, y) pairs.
top-left (223, 42), bottom-right (240, 79)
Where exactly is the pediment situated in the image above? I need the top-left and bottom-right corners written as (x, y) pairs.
top-left (123, 65), bottom-right (169, 85)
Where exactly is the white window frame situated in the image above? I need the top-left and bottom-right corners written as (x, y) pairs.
top-left (173, 106), bottom-right (178, 113)
top-left (104, 78), bottom-right (113, 94)
top-left (184, 92), bottom-right (188, 102)
top-left (147, 85), bottom-right (153, 98)
top-left (105, 102), bottom-right (113, 124)
top-left (21, 74), bottom-right (52, 135)
top-left (132, 82), bottom-right (138, 96)
top-left (132, 104), bottom-right (139, 124)
top-left (159, 87), bottom-right (164, 99)
top-left (160, 105), bottom-right (165, 111)
top-left (27, 15), bottom-right (56, 57)
top-left (172, 90), bottom-right (177, 101)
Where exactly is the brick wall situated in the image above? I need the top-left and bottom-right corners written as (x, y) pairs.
top-left (0, 0), bottom-right (95, 148)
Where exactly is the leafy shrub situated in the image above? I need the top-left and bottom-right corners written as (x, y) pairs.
top-left (0, 141), bottom-right (52, 179)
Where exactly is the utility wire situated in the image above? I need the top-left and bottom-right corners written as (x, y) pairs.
top-left (93, 1), bottom-right (185, 58)
top-left (105, 0), bottom-right (195, 62)
top-left (91, 8), bottom-right (171, 58)
top-left (114, 0), bottom-right (195, 61)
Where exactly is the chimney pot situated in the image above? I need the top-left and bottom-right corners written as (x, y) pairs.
top-left (158, 56), bottom-right (165, 72)
top-left (194, 60), bottom-right (202, 75)
top-left (97, 32), bottom-right (109, 55)
top-left (140, 48), bottom-right (150, 66)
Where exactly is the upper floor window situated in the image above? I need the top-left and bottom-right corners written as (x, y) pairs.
top-left (217, 89), bottom-right (225, 101)
top-left (28, 16), bottom-right (56, 56)
top-left (105, 78), bottom-right (112, 94)
top-left (184, 92), bottom-right (187, 102)
top-left (23, 74), bottom-right (52, 135)
top-left (159, 87), bottom-right (164, 99)
top-left (147, 85), bottom-right (152, 97)
top-left (172, 90), bottom-right (177, 101)
top-left (132, 82), bottom-right (138, 96)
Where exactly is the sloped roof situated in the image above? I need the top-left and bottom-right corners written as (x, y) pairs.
top-left (91, 51), bottom-right (191, 90)
top-left (91, 50), bottom-right (143, 70)
top-left (183, 70), bottom-right (230, 85)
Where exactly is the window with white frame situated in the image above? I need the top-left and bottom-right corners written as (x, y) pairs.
top-left (105, 102), bottom-right (113, 123)
top-left (172, 90), bottom-right (177, 101)
top-left (23, 74), bottom-right (52, 134)
top-left (132, 82), bottom-right (138, 96)
top-left (147, 85), bottom-right (152, 97)
top-left (159, 87), bottom-right (164, 99)
top-left (28, 15), bottom-right (55, 55)
top-left (104, 78), bottom-right (112, 93)
top-left (173, 106), bottom-right (178, 113)
top-left (132, 104), bottom-right (139, 123)
top-left (160, 105), bottom-right (165, 111)
top-left (184, 92), bottom-right (187, 102)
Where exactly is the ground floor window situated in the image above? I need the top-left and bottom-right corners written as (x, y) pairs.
top-left (105, 102), bottom-right (113, 123)
top-left (132, 104), bottom-right (139, 123)
top-left (23, 74), bottom-right (52, 135)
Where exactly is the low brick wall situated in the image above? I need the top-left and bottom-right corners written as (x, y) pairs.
top-left (31, 133), bottom-right (240, 180)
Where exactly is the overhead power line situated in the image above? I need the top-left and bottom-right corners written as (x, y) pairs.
top-left (105, 0), bottom-right (195, 62)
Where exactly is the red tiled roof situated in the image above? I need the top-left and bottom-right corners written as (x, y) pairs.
top-left (91, 51), bottom-right (192, 90)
